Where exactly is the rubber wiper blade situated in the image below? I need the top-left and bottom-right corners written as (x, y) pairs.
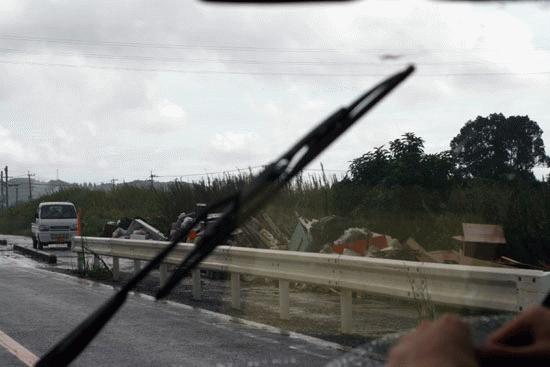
top-left (35, 64), bottom-right (414, 367)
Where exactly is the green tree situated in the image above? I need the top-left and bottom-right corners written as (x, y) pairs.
top-left (349, 133), bottom-right (454, 188)
top-left (387, 133), bottom-right (426, 186)
top-left (450, 114), bottom-right (548, 181)
top-left (349, 145), bottom-right (391, 186)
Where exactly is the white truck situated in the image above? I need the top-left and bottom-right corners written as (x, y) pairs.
top-left (31, 201), bottom-right (78, 250)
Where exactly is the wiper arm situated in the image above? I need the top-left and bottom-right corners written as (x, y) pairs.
top-left (36, 64), bottom-right (414, 367)
top-left (156, 65), bottom-right (415, 299)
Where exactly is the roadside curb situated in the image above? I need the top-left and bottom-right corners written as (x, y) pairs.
top-left (13, 244), bottom-right (57, 264)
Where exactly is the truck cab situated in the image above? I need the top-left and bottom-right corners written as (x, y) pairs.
top-left (31, 202), bottom-right (78, 250)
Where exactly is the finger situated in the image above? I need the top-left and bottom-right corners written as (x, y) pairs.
top-left (397, 330), bottom-right (416, 344)
top-left (476, 345), bottom-right (550, 367)
top-left (416, 319), bottom-right (432, 331)
top-left (476, 343), bottom-right (547, 358)
top-left (437, 314), bottom-right (471, 340)
top-left (488, 309), bottom-right (538, 344)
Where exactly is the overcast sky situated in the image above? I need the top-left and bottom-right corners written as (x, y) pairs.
top-left (1, 0), bottom-right (549, 183)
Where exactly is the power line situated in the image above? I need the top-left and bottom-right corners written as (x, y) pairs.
top-left (0, 34), bottom-right (449, 54)
top-left (0, 46), bottom-right (533, 68)
top-left (1, 58), bottom-right (549, 77)
top-left (2, 34), bottom-right (550, 54)
top-left (155, 165), bottom-right (266, 178)
top-left (155, 166), bottom-right (346, 179)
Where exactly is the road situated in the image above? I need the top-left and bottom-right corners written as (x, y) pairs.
top-left (2, 234), bottom-right (421, 346)
top-left (0, 252), bottom-right (344, 366)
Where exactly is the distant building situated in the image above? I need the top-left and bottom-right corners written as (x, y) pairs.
top-left (5, 179), bottom-right (69, 207)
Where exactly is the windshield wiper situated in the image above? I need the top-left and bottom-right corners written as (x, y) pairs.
top-left (36, 64), bottom-right (414, 367)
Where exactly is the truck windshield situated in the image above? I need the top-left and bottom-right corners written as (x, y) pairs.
top-left (40, 205), bottom-right (77, 219)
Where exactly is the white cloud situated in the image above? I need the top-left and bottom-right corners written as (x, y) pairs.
top-left (54, 127), bottom-right (75, 143)
top-left (85, 121), bottom-right (97, 137)
top-left (0, 126), bottom-right (28, 161)
top-left (0, 0), bottom-right (549, 182)
top-left (210, 131), bottom-right (258, 154)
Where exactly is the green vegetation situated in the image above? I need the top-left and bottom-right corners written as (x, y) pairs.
top-left (1, 113), bottom-right (549, 266)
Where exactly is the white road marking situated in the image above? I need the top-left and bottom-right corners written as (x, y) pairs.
top-left (0, 329), bottom-right (39, 367)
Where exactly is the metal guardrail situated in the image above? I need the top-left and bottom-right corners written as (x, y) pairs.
top-left (72, 236), bottom-right (550, 333)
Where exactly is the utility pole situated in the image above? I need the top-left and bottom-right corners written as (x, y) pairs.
top-left (0, 170), bottom-right (4, 210)
top-left (149, 171), bottom-right (157, 190)
top-left (4, 166), bottom-right (8, 208)
top-left (27, 171), bottom-right (35, 201)
top-left (110, 178), bottom-right (118, 190)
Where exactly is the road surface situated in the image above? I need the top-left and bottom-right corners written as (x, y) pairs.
top-left (0, 253), bottom-right (344, 366)
top-left (1, 234), bottom-right (421, 346)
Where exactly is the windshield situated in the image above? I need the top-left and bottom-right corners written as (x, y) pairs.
top-left (0, 1), bottom-right (549, 367)
top-left (40, 205), bottom-right (77, 219)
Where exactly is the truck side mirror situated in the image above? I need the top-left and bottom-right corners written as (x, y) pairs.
top-left (34, 212), bottom-right (38, 219)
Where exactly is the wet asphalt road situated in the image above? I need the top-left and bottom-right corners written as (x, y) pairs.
top-left (0, 243), bottom-right (344, 366)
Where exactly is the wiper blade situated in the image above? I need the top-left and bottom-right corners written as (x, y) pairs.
top-left (36, 64), bottom-right (414, 367)
top-left (156, 65), bottom-right (415, 299)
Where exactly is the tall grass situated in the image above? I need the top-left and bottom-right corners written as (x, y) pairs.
top-left (0, 173), bottom-right (548, 265)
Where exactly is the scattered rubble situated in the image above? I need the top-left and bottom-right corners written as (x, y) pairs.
top-left (109, 217), bottom-right (167, 241)
top-left (288, 216), bottom-right (316, 252)
top-left (100, 210), bottom-right (539, 270)
top-left (166, 209), bottom-right (289, 250)
top-left (288, 217), bottom-right (533, 269)
top-left (289, 215), bottom-right (347, 252)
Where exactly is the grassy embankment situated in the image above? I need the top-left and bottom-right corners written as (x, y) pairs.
top-left (1, 174), bottom-right (548, 265)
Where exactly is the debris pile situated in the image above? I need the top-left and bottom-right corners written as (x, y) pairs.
top-left (99, 208), bottom-right (543, 270)
top-left (107, 217), bottom-right (167, 241)
top-left (286, 216), bottom-right (542, 269)
top-left (289, 215), bottom-right (348, 252)
top-left (167, 209), bottom-right (289, 250)
top-left (235, 212), bottom-right (289, 250)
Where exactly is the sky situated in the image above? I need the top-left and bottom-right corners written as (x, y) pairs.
top-left (0, 0), bottom-right (550, 183)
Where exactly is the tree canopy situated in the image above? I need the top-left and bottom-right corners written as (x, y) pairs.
top-left (450, 114), bottom-right (548, 181)
top-left (349, 133), bottom-right (455, 188)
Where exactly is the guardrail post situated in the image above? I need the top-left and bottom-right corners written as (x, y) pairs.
top-left (340, 289), bottom-right (352, 334)
top-left (77, 252), bottom-right (85, 272)
top-left (279, 280), bottom-right (290, 320)
top-left (159, 263), bottom-right (168, 287)
top-left (112, 256), bottom-right (120, 281)
top-left (133, 259), bottom-right (141, 274)
top-left (192, 269), bottom-right (201, 300)
top-left (231, 272), bottom-right (241, 309)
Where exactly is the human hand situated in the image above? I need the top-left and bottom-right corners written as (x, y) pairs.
top-left (476, 306), bottom-right (550, 367)
top-left (386, 314), bottom-right (478, 367)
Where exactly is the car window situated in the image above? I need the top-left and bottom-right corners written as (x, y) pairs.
top-left (40, 205), bottom-right (77, 219)
top-left (0, 1), bottom-right (549, 366)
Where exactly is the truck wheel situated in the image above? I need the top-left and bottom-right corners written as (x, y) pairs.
top-left (37, 240), bottom-right (44, 250)
top-left (32, 236), bottom-right (37, 249)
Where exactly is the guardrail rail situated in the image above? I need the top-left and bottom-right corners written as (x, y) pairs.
top-left (72, 236), bottom-right (550, 333)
